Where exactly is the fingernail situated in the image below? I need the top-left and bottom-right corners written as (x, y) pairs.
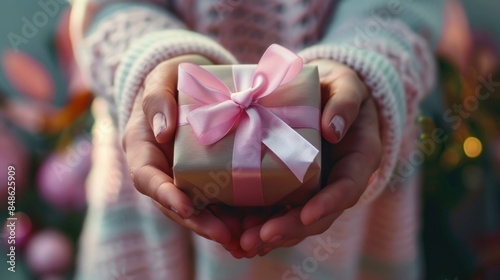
top-left (268, 235), bottom-right (282, 243)
top-left (329, 115), bottom-right (345, 140)
top-left (153, 113), bottom-right (167, 137)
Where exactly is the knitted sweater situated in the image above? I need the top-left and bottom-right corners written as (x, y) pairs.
top-left (74, 0), bottom-right (445, 279)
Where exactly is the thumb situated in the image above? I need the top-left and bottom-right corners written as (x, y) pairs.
top-left (142, 55), bottom-right (212, 143)
top-left (320, 69), bottom-right (369, 144)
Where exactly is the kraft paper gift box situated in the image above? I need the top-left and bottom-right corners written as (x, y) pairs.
top-left (173, 44), bottom-right (321, 207)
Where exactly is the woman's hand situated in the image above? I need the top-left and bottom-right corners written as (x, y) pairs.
top-left (238, 59), bottom-right (382, 257)
top-left (122, 55), bottom-right (234, 245)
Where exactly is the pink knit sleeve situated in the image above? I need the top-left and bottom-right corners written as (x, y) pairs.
top-left (73, 1), bottom-right (238, 131)
top-left (75, 1), bottom-right (184, 114)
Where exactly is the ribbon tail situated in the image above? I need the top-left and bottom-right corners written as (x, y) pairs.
top-left (256, 105), bottom-right (319, 182)
top-left (231, 108), bottom-right (265, 206)
top-left (266, 106), bottom-right (320, 130)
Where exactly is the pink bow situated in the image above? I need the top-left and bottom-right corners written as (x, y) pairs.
top-left (177, 44), bottom-right (319, 205)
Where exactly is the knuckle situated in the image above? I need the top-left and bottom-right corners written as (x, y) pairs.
top-left (337, 70), bottom-right (368, 100)
top-left (335, 69), bottom-right (359, 86)
top-left (340, 69), bottom-right (359, 80)
top-left (144, 61), bottom-right (171, 84)
top-left (129, 165), bottom-right (149, 194)
top-left (128, 166), bottom-right (142, 192)
top-left (343, 95), bottom-right (362, 111)
top-left (142, 91), bottom-right (159, 107)
top-left (150, 172), bottom-right (174, 205)
top-left (151, 174), bottom-right (166, 202)
top-left (142, 87), bottom-right (176, 113)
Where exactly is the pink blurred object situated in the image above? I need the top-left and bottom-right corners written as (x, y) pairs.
top-left (2, 50), bottom-right (55, 101)
top-left (26, 229), bottom-right (73, 277)
top-left (37, 138), bottom-right (91, 211)
top-left (2, 212), bottom-right (33, 249)
top-left (437, 0), bottom-right (472, 73)
top-left (0, 128), bottom-right (29, 203)
top-left (56, 7), bottom-right (90, 98)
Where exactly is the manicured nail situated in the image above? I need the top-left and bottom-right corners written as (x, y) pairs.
top-left (329, 115), bottom-right (345, 140)
top-left (268, 235), bottom-right (283, 243)
top-left (153, 113), bottom-right (167, 137)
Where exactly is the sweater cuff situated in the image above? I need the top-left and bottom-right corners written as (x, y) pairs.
top-left (114, 30), bottom-right (238, 134)
top-left (299, 44), bottom-right (405, 205)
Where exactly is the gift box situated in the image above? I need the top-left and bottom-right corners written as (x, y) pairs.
top-left (173, 44), bottom-right (321, 207)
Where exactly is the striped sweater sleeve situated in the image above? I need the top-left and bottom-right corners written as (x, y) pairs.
top-left (298, 0), bottom-right (446, 205)
top-left (74, 0), bottom-right (237, 133)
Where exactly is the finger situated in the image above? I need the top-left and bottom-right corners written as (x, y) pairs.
top-left (209, 205), bottom-right (243, 237)
top-left (259, 208), bottom-right (341, 243)
top-left (321, 71), bottom-right (369, 143)
top-left (223, 238), bottom-right (241, 252)
top-left (301, 101), bottom-right (381, 225)
top-left (153, 201), bottom-right (232, 244)
top-left (239, 208), bottom-right (288, 251)
top-left (123, 92), bottom-right (194, 219)
top-left (308, 60), bottom-right (369, 143)
top-left (208, 205), bottom-right (251, 252)
top-left (240, 225), bottom-right (262, 251)
top-left (230, 250), bottom-right (247, 259)
top-left (257, 239), bottom-right (303, 257)
top-left (242, 206), bottom-right (275, 231)
top-left (143, 55), bottom-right (212, 143)
top-left (209, 206), bottom-right (242, 252)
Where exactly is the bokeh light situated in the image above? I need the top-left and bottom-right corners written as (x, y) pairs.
top-left (463, 137), bottom-right (483, 158)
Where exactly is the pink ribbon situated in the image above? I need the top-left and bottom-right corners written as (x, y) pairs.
top-left (177, 44), bottom-right (319, 206)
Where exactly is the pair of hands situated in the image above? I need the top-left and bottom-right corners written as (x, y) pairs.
top-left (123, 54), bottom-right (382, 258)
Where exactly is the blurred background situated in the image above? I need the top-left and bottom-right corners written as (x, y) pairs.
top-left (0, 0), bottom-right (499, 279)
